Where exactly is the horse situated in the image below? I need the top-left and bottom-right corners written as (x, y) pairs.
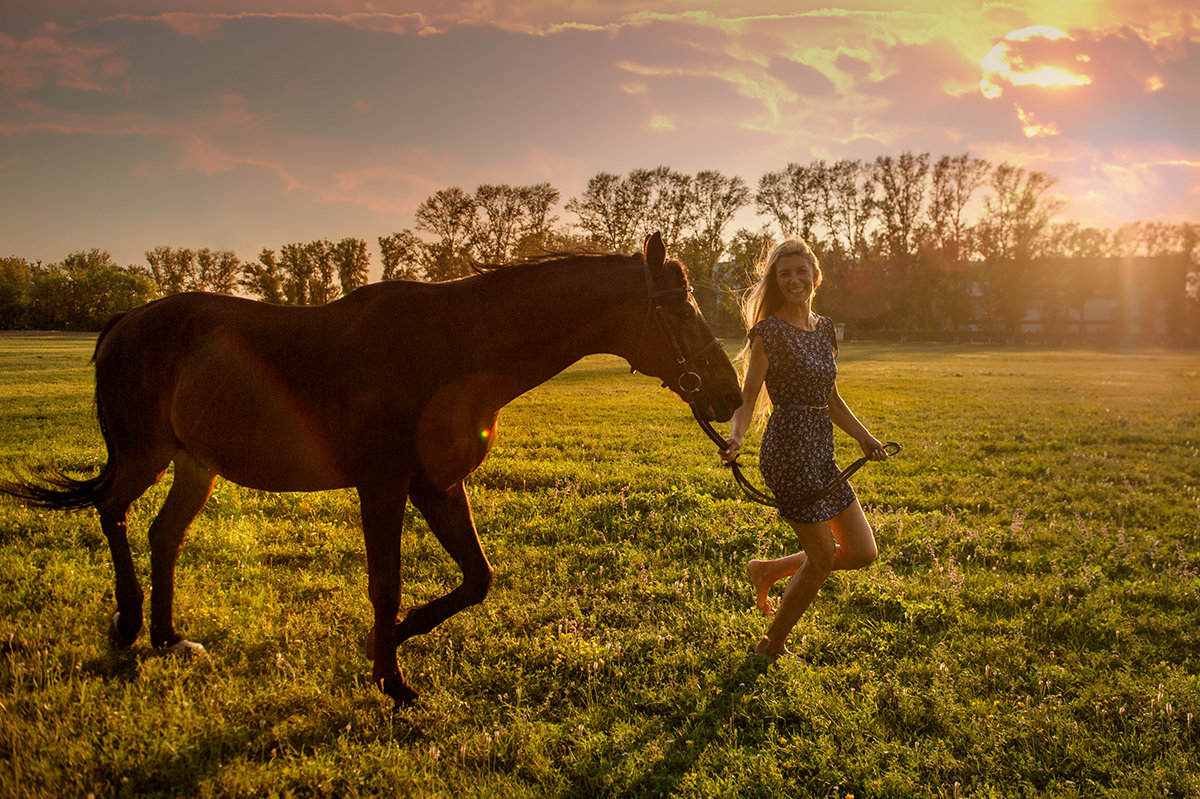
top-left (1, 232), bottom-right (743, 707)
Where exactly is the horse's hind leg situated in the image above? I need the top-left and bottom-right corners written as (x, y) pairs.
top-left (146, 452), bottom-right (215, 650)
top-left (95, 458), bottom-right (171, 646)
top-left (396, 475), bottom-right (494, 645)
top-left (357, 479), bottom-right (417, 706)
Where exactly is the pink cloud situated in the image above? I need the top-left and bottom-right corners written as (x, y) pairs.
top-left (92, 10), bottom-right (431, 39)
top-left (0, 31), bottom-right (126, 92)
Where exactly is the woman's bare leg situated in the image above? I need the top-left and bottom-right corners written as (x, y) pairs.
top-left (753, 500), bottom-right (877, 659)
top-left (748, 554), bottom-right (806, 615)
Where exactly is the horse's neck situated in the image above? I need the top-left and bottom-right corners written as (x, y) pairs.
top-left (468, 261), bottom-right (642, 404)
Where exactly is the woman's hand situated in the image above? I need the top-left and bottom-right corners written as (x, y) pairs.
top-left (720, 433), bottom-right (743, 463)
top-left (858, 435), bottom-right (888, 461)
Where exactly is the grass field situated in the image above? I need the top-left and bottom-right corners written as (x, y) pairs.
top-left (1, 332), bottom-right (1198, 798)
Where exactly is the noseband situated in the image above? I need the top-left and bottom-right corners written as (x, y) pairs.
top-left (642, 260), bottom-right (723, 402)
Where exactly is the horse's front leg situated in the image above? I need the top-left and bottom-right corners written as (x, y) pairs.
top-left (357, 480), bottom-right (418, 708)
top-left (397, 474), bottom-right (494, 645)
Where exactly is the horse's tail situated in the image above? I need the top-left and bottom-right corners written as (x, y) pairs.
top-left (92, 310), bottom-right (127, 363)
top-left (0, 465), bottom-right (108, 511)
top-left (1, 311), bottom-right (127, 513)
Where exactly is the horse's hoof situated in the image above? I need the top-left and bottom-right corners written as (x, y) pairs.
top-left (379, 674), bottom-right (418, 708)
top-left (391, 687), bottom-right (419, 710)
top-left (108, 612), bottom-right (139, 648)
top-left (161, 638), bottom-right (206, 657)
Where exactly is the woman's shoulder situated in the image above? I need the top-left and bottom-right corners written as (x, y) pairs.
top-left (816, 314), bottom-right (839, 354)
top-left (748, 316), bottom-right (782, 338)
top-left (808, 314), bottom-right (840, 333)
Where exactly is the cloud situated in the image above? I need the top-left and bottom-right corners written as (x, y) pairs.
top-left (94, 10), bottom-right (432, 38)
top-left (0, 31), bottom-right (127, 92)
top-left (2, 1), bottom-right (1198, 266)
top-left (979, 27), bottom-right (1093, 100)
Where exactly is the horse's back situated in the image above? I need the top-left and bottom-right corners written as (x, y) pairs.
top-left (93, 291), bottom-right (414, 489)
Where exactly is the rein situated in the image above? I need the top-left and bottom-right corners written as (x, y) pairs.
top-left (691, 405), bottom-right (901, 510)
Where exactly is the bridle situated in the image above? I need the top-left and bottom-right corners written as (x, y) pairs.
top-left (642, 259), bottom-right (724, 403)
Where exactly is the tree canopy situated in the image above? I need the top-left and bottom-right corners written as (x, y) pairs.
top-left (3, 153), bottom-right (1197, 342)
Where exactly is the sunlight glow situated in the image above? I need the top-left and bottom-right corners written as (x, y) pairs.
top-left (1016, 104), bottom-right (1060, 138)
top-left (980, 26), bottom-right (1092, 99)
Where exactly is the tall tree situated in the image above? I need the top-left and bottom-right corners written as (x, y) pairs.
top-left (641, 167), bottom-right (696, 250)
top-left (818, 159), bottom-right (872, 259)
top-left (474, 183), bottom-right (561, 263)
top-left (872, 151), bottom-right (929, 262)
top-left (331, 237), bottom-right (370, 294)
top-left (241, 248), bottom-right (285, 303)
top-left (378, 231), bottom-right (427, 281)
top-left (195, 248), bottom-right (242, 294)
top-left (145, 246), bottom-right (197, 295)
top-left (869, 152), bottom-right (931, 332)
top-left (306, 240), bottom-right (338, 305)
top-left (0, 257), bottom-right (33, 328)
top-left (567, 171), bottom-right (648, 251)
top-left (146, 246), bottom-right (240, 294)
top-left (28, 250), bottom-right (156, 330)
top-left (928, 154), bottom-right (990, 264)
top-left (680, 170), bottom-right (750, 332)
top-left (975, 164), bottom-right (1065, 335)
top-left (415, 187), bottom-right (476, 280)
top-left (279, 243), bottom-right (314, 305)
top-left (473, 184), bottom-right (524, 263)
top-left (689, 170), bottom-right (750, 264)
top-left (976, 164), bottom-right (1063, 262)
top-left (513, 182), bottom-right (560, 255)
top-left (755, 163), bottom-right (819, 240)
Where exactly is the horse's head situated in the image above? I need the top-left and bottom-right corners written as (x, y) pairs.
top-left (630, 233), bottom-right (743, 423)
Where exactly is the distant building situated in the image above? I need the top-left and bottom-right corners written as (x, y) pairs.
top-left (1003, 255), bottom-right (1195, 346)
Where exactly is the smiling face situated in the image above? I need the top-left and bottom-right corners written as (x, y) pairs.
top-left (773, 253), bottom-right (817, 307)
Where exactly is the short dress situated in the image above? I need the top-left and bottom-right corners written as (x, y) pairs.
top-left (749, 314), bottom-right (857, 524)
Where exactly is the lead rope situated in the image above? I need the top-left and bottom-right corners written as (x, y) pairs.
top-left (691, 405), bottom-right (900, 510)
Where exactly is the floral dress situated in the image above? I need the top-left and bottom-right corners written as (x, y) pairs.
top-left (749, 314), bottom-right (857, 524)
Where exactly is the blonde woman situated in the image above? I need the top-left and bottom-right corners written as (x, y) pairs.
top-left (721, 239), bottom-right (889, 661)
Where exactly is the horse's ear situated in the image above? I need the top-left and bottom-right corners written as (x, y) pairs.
top-left (644, 232), bottom-right (665, 268)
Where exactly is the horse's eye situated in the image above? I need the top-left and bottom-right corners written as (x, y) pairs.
top-left (672, 303), bottom-right (696, 322)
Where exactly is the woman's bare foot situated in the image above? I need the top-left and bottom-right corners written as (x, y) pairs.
top-left (752, 636), bottom-right (795, 662)
top-left (747, 560), bottom-right (776, 615)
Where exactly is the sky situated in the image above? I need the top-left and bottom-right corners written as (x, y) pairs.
top-left (2, 1), bottom-right (1198, 273)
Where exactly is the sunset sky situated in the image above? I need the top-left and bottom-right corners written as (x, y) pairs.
top-left (2, 1), bottom-right (1198, 272)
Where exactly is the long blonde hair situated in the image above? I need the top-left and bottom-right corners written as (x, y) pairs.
top-left (737, 239), bottom-right (823, 422)
top-left (739, 238), bottom-right (822, 331)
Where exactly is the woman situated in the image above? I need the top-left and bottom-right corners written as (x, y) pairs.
top-left (721, 239), bottom-right (889, 661)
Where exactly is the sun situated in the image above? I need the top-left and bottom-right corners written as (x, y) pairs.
top-left (980, 26), bottom-right (1093, 99)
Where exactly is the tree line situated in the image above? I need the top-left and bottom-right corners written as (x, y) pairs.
top-left (2, 152), bottom-right (1198, 340)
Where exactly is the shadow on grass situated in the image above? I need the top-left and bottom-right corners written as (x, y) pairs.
top-left (612, 653), bottom-right (771, 797)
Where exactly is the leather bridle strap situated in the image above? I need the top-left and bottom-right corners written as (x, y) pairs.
top-left (643, 261), bottom-right (722, 399)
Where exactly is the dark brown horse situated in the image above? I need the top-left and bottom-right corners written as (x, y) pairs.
top-left (2, 233), bottom-right (741, 706)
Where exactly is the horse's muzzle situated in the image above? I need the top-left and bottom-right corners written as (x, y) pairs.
top-left (692, 390), bottom-right (741, 423)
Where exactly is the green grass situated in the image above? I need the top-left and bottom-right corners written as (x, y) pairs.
top-left (1, 332), bottom-right (1198, 798)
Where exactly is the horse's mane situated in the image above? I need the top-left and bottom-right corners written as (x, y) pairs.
top-left (467, 246), bottom-right (692, 291)
top-left (467, 246), bottom-right (625, 276)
